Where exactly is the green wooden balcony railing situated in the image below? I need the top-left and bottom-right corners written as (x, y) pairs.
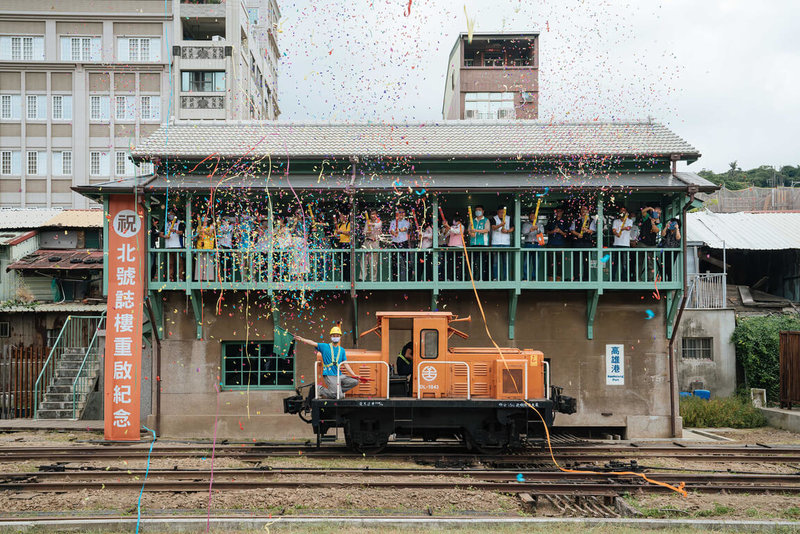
top-left (147, 247), bottom-right (682, 292)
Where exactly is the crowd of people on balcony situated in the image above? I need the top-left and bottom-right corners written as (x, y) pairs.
top-left (149, 202), bottom-right (682, 285)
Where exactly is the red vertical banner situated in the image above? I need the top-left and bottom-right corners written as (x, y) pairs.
top-left (104, 196), bottom-right (145, 441)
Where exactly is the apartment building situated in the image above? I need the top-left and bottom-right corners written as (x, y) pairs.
top-left (442, 32), bottom-right (539, 120)
top-left (0, 0), bottom-right (280, 209)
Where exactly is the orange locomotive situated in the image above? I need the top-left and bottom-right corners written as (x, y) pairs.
top-left (284, 312), bottom-right (576, 452)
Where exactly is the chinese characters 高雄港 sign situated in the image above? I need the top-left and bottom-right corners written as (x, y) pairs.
top-left (606, 344), bottom-right (624, 386)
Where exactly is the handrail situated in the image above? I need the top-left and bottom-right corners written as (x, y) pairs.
top-left (33, 315), bottom-right (105, 419)
top-left (416, 361), bottom-right (471, 399)
top-left (33, 317), bottom-right (72, 419)
top-left (71, 315), bottom-right (106, 419)
top-left (336, 361), bottom-right (390, 400)
top-left (543, 361), bottom-right (550, 400)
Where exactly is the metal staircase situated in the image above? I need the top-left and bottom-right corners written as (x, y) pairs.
top-left (37, 348), bottom-right (101, 419)
top-left (34, 315), bottom-right (105, 420)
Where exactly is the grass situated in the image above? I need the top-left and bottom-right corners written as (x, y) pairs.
top-left (695, 503), bottom-right (734, 517)
top-left (784, 506), bottom-right (800, 520)
top-left (680, 395), bottom-right (766, 428)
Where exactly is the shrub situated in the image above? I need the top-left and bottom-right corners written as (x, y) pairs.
top-left (680, 395), bottom-right (766, 428)
top-left (731, 314), bottom-right (800, 402)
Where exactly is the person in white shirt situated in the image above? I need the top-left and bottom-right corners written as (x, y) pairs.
top-left (389, 208), bottom-right (411, 281)
top-left (521, 211), bottom-right (544, 281)
top-left (163, 209), bottom-right (185, 281)
top-left (417, 222), bottom-right (433, 281)
top-left (360, 210), bottom-right (382, 282)
top-left (490, 206), bottom-right (514, 280)
top-left (611, 206), bottom-right (634, 282)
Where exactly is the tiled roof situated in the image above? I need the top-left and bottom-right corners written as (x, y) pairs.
top-left (132, 121), bottom-right (700, 160)
top-left (687, 211), bottom-right (800, 250)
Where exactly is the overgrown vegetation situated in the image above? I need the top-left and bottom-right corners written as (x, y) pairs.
top-left (698, 162), bottom-right (800, 190)
top-left (731, 314), bottom-right (800, 401)
top-left (680, 396), bottom-right (766, 428)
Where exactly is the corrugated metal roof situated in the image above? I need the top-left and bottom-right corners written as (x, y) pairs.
top-left (686, 211), bottom-right (800, 250)
top-left (0, 302), bottom-right (106, 313)
top-left (44, 210), bottom-right (103, 228)
top-left (0, 209), bottom-right (63, 230)
top-left (6, 249), bottom-right (104, 271)
top-left (0, 209), bottom-right (102, 230)
top-left (0, 231), bottom-right (35, 246)
top-left (132, 121), bottom-right (700, 160)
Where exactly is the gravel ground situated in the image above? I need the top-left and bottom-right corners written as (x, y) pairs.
top-left (0, 486), bottom-right (523, 516)
top-left (2, 427), bottom-right (800, 521)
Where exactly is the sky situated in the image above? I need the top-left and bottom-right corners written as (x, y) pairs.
top-left (275, 0), bottom-right (800, 173)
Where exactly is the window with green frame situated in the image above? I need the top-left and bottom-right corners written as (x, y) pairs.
top-left (221, 341), bottom-right (295, 389)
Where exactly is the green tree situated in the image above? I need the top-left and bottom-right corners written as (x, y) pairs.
top-left (731, 314), bottom-right (800, 402)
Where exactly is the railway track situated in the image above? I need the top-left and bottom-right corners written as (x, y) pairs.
top-left (2, 443), bottom-right (800, 463)
top-left (1, 467), bottom-right (799, 494)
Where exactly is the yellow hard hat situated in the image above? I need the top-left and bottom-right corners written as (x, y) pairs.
top-left (329, 326), bottom-right (343, 336)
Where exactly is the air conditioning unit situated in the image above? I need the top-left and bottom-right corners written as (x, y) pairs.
top-left (520, 91), bottom-right (535, 103)
top-left (464, 109), bottom-right (476, 119)
top-left (211, 35), bottom-right (224, 42)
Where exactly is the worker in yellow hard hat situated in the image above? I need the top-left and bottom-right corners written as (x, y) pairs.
top-left (295, 324), bottom-right (361, 399)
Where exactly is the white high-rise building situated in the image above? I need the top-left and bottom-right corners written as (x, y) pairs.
top-left (0, 0), bottom-right (281, 208)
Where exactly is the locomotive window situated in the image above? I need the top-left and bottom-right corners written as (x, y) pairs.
top-left (420, 329), bottom-right (438, 359)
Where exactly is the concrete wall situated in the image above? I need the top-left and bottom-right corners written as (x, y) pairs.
top-left (149, 289), bottom-right (676, 440)
top-left (676, 309), bottom-right (736, 397)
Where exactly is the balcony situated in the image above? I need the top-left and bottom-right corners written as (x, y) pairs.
top-left (180, 2), bottom-right (225, 19)
top-left (149, 246), bottom-right (682, 292)
top-left (180, 45), bottom-right (225, 60)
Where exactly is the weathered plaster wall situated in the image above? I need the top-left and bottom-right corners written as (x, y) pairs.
top-left (149, 289), bottom-right (674, 439)
top-left (676, 309), bottom-right (736, 398)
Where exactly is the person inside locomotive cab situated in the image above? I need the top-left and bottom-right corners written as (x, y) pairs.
top-left (396, 341), bottom-right (414, 377)
top-left (295, 325), bottom-right (361, 399)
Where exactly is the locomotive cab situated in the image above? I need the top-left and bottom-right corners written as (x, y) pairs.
top-left (285, 311), bottom-right (575, 452)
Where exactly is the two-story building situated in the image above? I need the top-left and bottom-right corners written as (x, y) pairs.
top-left (0, 208), bottom-right (104, 349)
top-left (74, 120), bottom-right (717, 439)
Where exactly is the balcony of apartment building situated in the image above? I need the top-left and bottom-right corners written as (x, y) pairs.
top-left (176, 10), bottom-right (229, 119)
top-left (179, 0), bottom-right (226, 18)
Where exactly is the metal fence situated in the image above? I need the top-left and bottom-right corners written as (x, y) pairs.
top-left (33, 315), bottom-right (105, 419)
top-left (0, 345), bottom-right (48, 419)
top-left (149, 246), bottom-right (683, 291)
top-left (699, 186), bottom-right (800, 212)
top-left (686, 273), bottom-right (727, 309)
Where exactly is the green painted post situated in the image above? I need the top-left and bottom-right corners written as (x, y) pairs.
top-left (267, 200), bottom-right (274, 287)
top-left (432, 196), bottom-right (439, 306)
top-left (102, 197), bottom-right (109, 297)
top-left (513, 194), bottom-right (521, 290)
top-left (185, 194), bottom-right (192, 293)
top-left (144, 197), bottom-right (151, 288)
top-left (596, 195), bottom-right (604, 284)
